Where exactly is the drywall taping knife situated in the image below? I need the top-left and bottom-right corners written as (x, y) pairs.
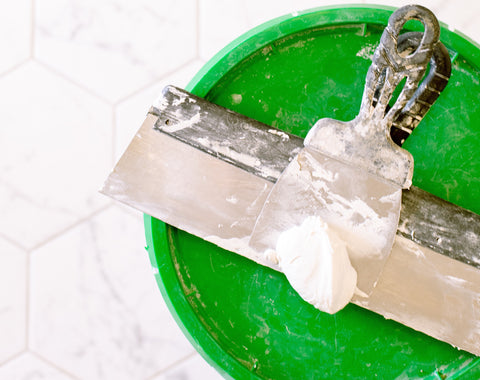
top-left (248, 5), bottom-right (441, 300)
top-left (101, 8), bottom-right (480, 355)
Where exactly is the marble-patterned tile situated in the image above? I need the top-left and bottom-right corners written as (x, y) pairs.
top-left (0, 62), bottom-right (111, 249)
top-left (199, 0), bottom-right (475, 62)
top-left (460, 22), bottom-right (480, 46)
top-left (0, 353), bottom-right (74, 380)
top-left (430, 0), bottom-right (479, 29)
top-left (362, 0), bottom-right (473, 28)
top-left (436, 0), bottom-right (480, 44)
top-left (0, 1), bottom-right (31, 76)
top-left (35, 0), bottom-right (197, 103)
top-left (364, 0), bottom-right (480, 43)
top-left (151, 354), bottom-right (224, 380)
top-left (0, 238), bottom-right (26, 364)
top-left (30, 205), bottom-right (194, 380)
top-left (198, 0), bottom-right (251, 61)
top-left (199, 0), bottom-right (368, 61)
top-left (243, 0), bottom-right (368, 29)
top-left (114, 59), bottom-right (206, 161)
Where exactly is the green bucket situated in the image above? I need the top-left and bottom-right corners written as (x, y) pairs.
top-left (145, 5), bottom-right (480, 379)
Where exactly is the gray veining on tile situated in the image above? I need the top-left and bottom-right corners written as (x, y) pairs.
top-left (0, 352), bottom-right (76, 380)
top-left (0, 62), bottom-right (111, 250)
top-left (150, 354), bottom-right (224, 380)
top-left (30, 206), bottom-right (194, 380)
top-left (114, 59), bottom-right (206, 161)
top-left (35, 0), bottom-right (197, 102)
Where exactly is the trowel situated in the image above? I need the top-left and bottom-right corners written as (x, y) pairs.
top-left (249, 6), bottom-right (441, 296)
top-left (101, 5), bottom-right (480, 356)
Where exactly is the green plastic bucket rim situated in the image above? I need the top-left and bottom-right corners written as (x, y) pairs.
top-left (144, 4), bottom-right (480, 379)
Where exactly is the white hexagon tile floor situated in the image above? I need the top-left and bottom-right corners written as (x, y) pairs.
top-left (34, 0), bottom-right (197, 103)
top-left (0, 62), bottom-right (111, 250)
top-left (29, 206), bottom-right (195, 380)
top-left (1, 1), bottom-right (479, 379)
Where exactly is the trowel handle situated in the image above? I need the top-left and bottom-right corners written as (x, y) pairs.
top-left (390, 32), bottom-right (451, 146)
top-left (359, 5), bottom-right (440, 126)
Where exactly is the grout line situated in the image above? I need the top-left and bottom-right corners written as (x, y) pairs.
top-left (0, 231), bottom-right (29, 252)
top-left (25, 250), bottom-right (31, 350)
top-left (111, 106), bottom-right (117, 167)
top-left (0, 349), bottom-right (27, 368)
top-left (0, 58), bottom-right (31, 81)
top-left (144, 351), bottom-right (197, 380)
top-left (29, 350), bottom-right (82, 380)
top-left (113, 58), bottom-right (199, 106)
top-left (30, 0), bottom-right (36, 58)
top-left (34, 59), bottom-right (113, 105)
top-left (113, 201), bottom-right (144, 219)
top-left (29, 203), bottom-right (113, 253)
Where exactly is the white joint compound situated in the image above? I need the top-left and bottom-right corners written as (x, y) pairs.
top-left (266, 216), bottom-right (357, 314)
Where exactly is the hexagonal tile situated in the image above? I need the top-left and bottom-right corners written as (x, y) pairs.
top-left (242, 0), bottom-right (365, 28)
top-left (433, 0), bottom-right (480, 44)
top-left (0, 62), bottom-right (111, 249)
top-left (0, 353), bottom-right (74, 380)
top-left (0, 0), bottom-right (31, 76)
top-left (0, 238), bottom-right (26, 364)
top-left (198, 0), bottom-right (250, 61)
top-left (461, 22), bottom-right (480, 46)
top-left (35, 0), bottom-right (197, 102)
top-left (151, 354), bottom-right (224, 380)
top-left (114, 59), bottom-right (206, 161)
top-left (30, 205), bottom-right (194, 380)
top-left (364, 0), bottom-right (480, 46)
top-left (198, 0), bottom-right (367, 61)
top-left (199, 0), bottom-right (475, 65)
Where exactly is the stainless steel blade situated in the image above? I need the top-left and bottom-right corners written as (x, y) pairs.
top-left (101, 107), bottom-right (480, 355)
top-left (249, 147), bottom-right (402, 294)
top-left (102, 113), bottom-right (276, 269)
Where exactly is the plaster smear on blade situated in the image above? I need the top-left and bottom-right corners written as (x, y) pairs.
top-left (169, 85), bottom-right (198, 105)
top-left (300, 151), bottom-right (400, 258)
top-left (195, 137), bottom-right (282, 179)
top-left (226, 195), bottom-right (239, 204)
top-left (267, 129), bottom-right (290, 142)
top-left (268, 216), bottom-right (357, 314)
top-left (196, 137), bottom-right (261, 167)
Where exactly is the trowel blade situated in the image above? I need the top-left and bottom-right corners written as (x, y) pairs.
top-left (249, 147), bottom-right (401, 294)
top-left (101, 112), bottom-right (277, 270)
top-left (101, 86), bottom-right (480, 356)
top-left (101, 111), bottom-right (480, 356)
